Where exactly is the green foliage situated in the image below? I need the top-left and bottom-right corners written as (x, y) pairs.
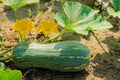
top-left (55, 1), bottom-right (113, 35)
top-left (1, 0), bottom-right (39, 11)
top-left (1, 0), bottom-right (39, 20)
top-left (107, 0), bottom-right (120, 18)
top-left (60, 0), bottom-right (65, 3)
top-left (111, 38), bottom-right (120, 49)
top-left (115, 63), bottom-right (120, 69)
top-left (109, 0), bottom-right (120, 11)
top-left (0, 62), bottom-right (4, 70)
top-left (27, 8), bottom-right (32, 17)
top-left (0, 68), bottom-right (22, 80)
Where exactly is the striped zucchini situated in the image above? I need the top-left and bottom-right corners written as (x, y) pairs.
top-left (12, 41), bottom-right (90, 72)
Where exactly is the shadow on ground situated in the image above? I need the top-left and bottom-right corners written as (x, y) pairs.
top-left (90, 36), bottom-right (120, 80)
top-left (108, 17), bottom-right (120, 32)
top-left (22, 68), bottom-right (88, 80)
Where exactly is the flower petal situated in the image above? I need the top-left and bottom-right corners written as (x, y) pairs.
top-left (36, 19), bottom-right (58, 36)
top-left (12, 19), bottom-right (35, 36)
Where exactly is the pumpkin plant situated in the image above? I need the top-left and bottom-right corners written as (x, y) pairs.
top-left (0, 1), bottom-right (113, 72)
top-left (47, 1), bottom-right (113, 42)
top-left (0, 18), bottom-right (90, 72)
top-left (1, 0), bottom-right (39, 20)
top-left (107, 0), bottom-right (120, 18)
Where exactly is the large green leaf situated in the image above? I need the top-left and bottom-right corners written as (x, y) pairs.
top-left (55, 1), bottom-right (113, 35)
top-left (107, 0), bottom-right (120, 18)
top-left (0, 69), bottom-right (22, 80)
top-left (1, 0), bottom-right (39, 11)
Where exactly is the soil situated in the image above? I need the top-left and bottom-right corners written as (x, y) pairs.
top-left (0, 0), bottom-right (120, 80)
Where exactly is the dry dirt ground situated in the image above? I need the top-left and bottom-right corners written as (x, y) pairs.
top-left (0, 0), bottom-right (120, 80)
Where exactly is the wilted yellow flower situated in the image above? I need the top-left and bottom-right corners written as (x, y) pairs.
top-left (36, 19), bottom-right (58, 36)
top-left (12, 19), bottom-right (35, 36)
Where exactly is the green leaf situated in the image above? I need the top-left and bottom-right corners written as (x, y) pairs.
top-left (107, 0), bottom-right (120, 18)
top-left (55, 12), bottom-right (69, 27)
top-left (115, 63), bottom-right (120, 69)
top-left (0, 69), bottom-right (22, 80)
top-left (107, 7), bottom-right (120, 18)
top-left (55, 1), bottom-right (113, 35)
top-left (109, 0), bottom-right (120, 11)
top-left (2, 0), bottom-right (39, 11)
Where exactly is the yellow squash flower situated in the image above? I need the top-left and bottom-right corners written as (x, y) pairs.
top-left (36, 19), bottom-right (58, 36)
top-left (12, 19), bottom-right (35, 36)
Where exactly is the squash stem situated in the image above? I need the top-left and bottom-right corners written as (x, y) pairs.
top-left (104, 15), bottom-right (111, 20)
top-left (0, 47), bottom-right (14, 57)
top-left (44, 29), bottom-right (66, 43)
top-left (14, 10), bottom-right (18, 21)
top-left (18, 32), bottom-right (25, 43)
top-left (37, 1), bottom-right (40, 14)
top-left (0, 55), bottom-right (13, 62)
top-left (51, 0), bottom-right (55, 6)
top-left (91, 31), bottom-right (107, 53)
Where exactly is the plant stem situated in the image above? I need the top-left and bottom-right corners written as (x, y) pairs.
top-left (91, 31), bottom-right (107, 53)
top-left (37, 2), bottom-right (40, 14)
top-left (19, 33), bottom-right (23, 42)
top-left (19, 32), bottom-right (25, 43)
top-left (0, 55), bottom-right (13, 61)
top-left (0, 47), bottom-right (14, 57)
top-left (51, 0), bottom-right (55, 6)
top-left (14, 10), bottom-right (18, 21)
top-left (44, 29), bottom-right (66, 43)
top-left (104, 15), bottom-right (111, 20)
